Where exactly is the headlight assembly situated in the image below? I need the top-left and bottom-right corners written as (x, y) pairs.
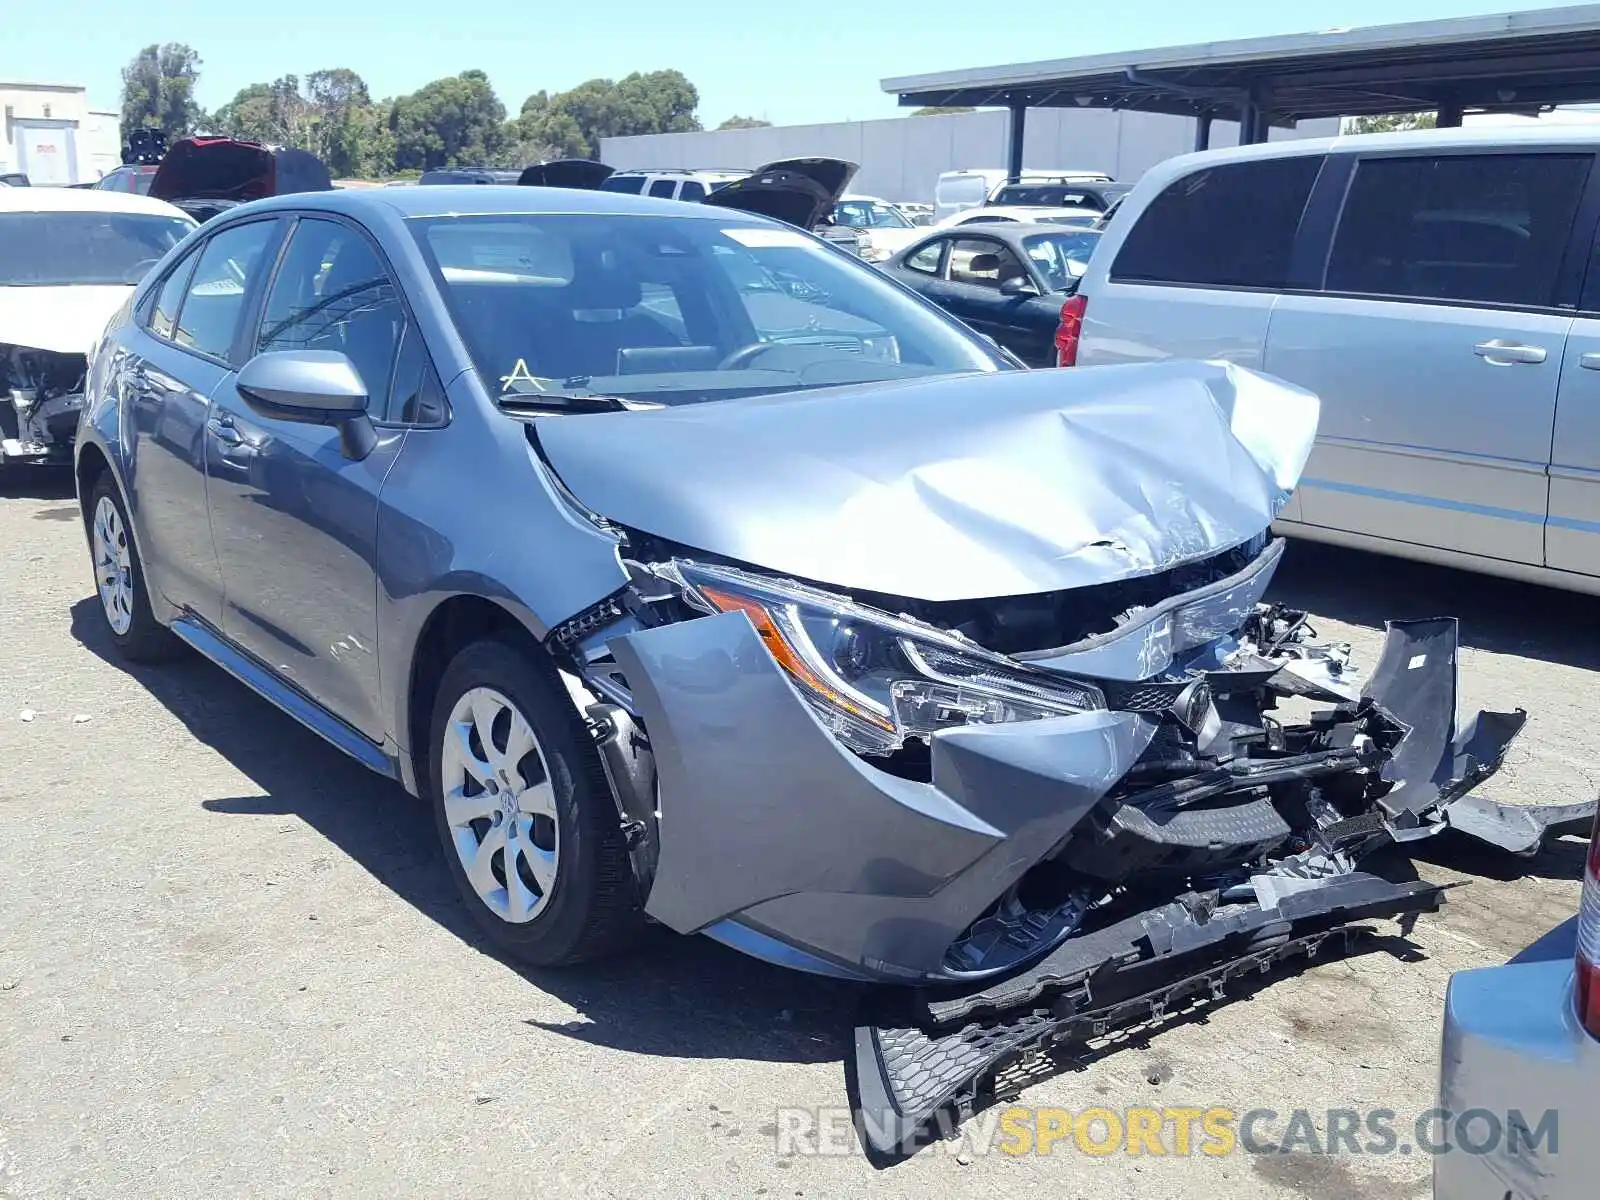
top-left (667, 561), bottom-right (1103, 756)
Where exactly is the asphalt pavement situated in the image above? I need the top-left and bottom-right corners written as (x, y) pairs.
top-left (1, 466), bottom-right (1593, 1199)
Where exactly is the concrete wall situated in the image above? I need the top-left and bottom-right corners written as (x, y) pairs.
top-left (602, 109), bottom-right (1341, 201)
top-left (0, 83), bottom-right (119, 184)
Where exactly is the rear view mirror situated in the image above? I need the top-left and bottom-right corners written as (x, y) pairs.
top-left (236, 350), bottom-right (376, 459)
top-left (999, 275), bottom-right (1038, 297)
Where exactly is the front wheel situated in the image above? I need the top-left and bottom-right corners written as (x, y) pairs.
top-left (427, 638), bottom-right (643, 965)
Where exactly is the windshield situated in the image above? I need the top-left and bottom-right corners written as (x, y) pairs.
top-left (0, 211), bottom-right (193, 286)
top-left (832, 200), bottom-right (914, 229)
top-left (1021, 231), bottom-right (1100, 291)
top-left (412, 213), bottom-right (1010, 406)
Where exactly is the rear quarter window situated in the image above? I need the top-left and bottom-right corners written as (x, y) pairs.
top-left (1110, 156), bottom-right (1324, 290)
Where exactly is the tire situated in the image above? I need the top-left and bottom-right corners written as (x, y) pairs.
top-left (427, 637), bottom-right (643, 965)
top-left (84, 474), bottom-right (179, 664)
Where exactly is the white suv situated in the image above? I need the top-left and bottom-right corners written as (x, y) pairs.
top-left (599, 168), bottom-right (747, 202)
top-left (1069, 125), bottom-right (1600, 595)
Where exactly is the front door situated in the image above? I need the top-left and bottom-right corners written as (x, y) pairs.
top-left (205, 215), bottom-right (408, 739)
top-left (939, 236), bottom-right (1058, 366)
top-left (1267, 150), bottom-right (1590, 565)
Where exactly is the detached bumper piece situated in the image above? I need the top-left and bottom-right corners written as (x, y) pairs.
top-left (851, 873), bottom-right (1444, 1160)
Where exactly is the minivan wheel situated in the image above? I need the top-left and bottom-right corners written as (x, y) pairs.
top-left (85, 475), bottom-right (178, 663)
top-left (427, 638), bottom-right (643, 965)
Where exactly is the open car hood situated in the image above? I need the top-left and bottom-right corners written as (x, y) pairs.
top-left (535, 360), bottom-right (1320, 602)
top-left (701, 157), bottom-right (859, 230)
top-left (517, 159), bottom-right (616, 189)
top-left (149, 137), bottom-right (332, 203)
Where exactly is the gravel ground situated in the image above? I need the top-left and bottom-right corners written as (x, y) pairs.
top-left (1, 466), bottom-right (1593, 1200)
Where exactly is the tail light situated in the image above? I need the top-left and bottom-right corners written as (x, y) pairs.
top-left (1054, 294), bottom-right (1087, 367)
top-left (1577, 811), bottom-right (1600, 1037)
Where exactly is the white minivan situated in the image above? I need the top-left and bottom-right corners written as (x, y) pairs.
top-left (1069, 125), bottom-right (1600, 595)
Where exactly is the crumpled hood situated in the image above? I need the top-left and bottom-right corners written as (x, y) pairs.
top-left (536, 360), bottom-right (1320, 602)
top-left (0, 285), bottom-right (131, 356)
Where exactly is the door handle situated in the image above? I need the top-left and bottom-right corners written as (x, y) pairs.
top-left (1473, 339), bottom-right (1547, 365)
top-left (206, 414), bottom-right (244, 446)
top-left (1580, 352), bottom-right (1600, 372)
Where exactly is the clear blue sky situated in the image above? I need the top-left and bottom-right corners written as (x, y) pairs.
top-left (0, 1), bottom-right (1578, 127)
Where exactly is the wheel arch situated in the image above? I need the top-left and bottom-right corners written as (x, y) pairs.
top-left (401, 593), bottom-right (547, 796)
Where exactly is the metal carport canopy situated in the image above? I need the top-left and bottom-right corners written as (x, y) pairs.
top-left (880, 5), bottom-right (1600, 137)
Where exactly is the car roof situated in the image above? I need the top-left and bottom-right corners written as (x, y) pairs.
top-left (968, 205), bottom-right (1101, 219)
top-left (1164, 121), bottom-right (1600, 174)
top-left (225, 183), bottom-right (776, 223)
top-left (920, 222), bottom-right (1102, 247)
top-left (0, 186), bottom-right (191, 219)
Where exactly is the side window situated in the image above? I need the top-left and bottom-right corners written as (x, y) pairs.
top-left (387, 322), bottom-right (449, 426)
top-left (257, 217), bottom-right (404, 406)
top-left (148, 251), bottom-right (198, 340)
top-left (648, 178), bottom-right (677, 199)
top-left (679, 180), bottom-right (707, 202)
top-left (904, 241), bottom-right (943, 275)
top-left (600, 175), bottom-right (646, 195)
top-left (948, 238), bottom-right (1026, 289)
top-left (1111, 156), bottom-right (1324, 289)
top-left (1327, 153), bottom-right (1592, 308)
top-left (173, 219), bottom-right (280, 362)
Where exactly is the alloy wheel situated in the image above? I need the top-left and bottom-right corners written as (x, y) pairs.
top-left (92, 495), bottom-right (134, 637)
top-left (439, 686), bottom-right (560, 923)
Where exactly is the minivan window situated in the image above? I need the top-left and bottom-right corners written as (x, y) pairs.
top-left (1325, 153), bottom-right (1592, 308)
top-left (1110, 156), bottom-right (1324, 289)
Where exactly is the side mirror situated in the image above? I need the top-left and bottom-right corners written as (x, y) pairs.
top-left (999, 275), bottom-right (1039, 298)
top-left (235, 350), bottom-right (377, 460)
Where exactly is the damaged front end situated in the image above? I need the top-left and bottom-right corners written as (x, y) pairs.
top-left (522, 360), bottom-right (1594, 1156)
top-left (1, 342), bottom-right (85, 465)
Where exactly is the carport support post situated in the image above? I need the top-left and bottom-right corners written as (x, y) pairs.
top-left (1237, 96), bottom-right (1260, 145)
top-left (1193, 110), bottom-right (1213, 152)
top-left (1006, 99), bottom-right (1027, 181)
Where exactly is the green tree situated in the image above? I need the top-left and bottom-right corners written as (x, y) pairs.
top-left (718, 115), bottom-right (770, 130)
top-left (119, 43), bottom-right (204, 143)
top-left (306, 68), bottom-right (376, 176)
top-left (1346, 111), bottom-right (1437, 134)
top-left (911, 105), bottom-right (975, 116)
top-left (515, 70), bottom-right (702, 160)
top-left (390, 70), bottom-right (507, 170)
top-left (210, 70), bottom-right (393, 178)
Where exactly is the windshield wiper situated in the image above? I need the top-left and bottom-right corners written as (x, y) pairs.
top-left (496, 392), bottom-right (662, 416)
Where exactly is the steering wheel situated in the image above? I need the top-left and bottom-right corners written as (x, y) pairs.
top-left (716, 342), bottom-right (773, 370)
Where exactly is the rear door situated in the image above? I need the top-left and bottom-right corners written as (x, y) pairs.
top-left (122, 217), bottom-right (285, 622)
top-left (1267, 149), bottom-right (1590, 565)
top-left (204, 213), bottom-right (411, 739)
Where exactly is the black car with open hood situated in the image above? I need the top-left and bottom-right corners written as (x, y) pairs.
top-left (701, 156), bottom-right (858, 232)
top-left (517, 159), bottom-right (616, 189)
top-left (149, 137), bottom-right (333, 223)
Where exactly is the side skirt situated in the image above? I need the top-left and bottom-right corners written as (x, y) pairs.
top-left (169, 615), bottom-right (397, 779)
